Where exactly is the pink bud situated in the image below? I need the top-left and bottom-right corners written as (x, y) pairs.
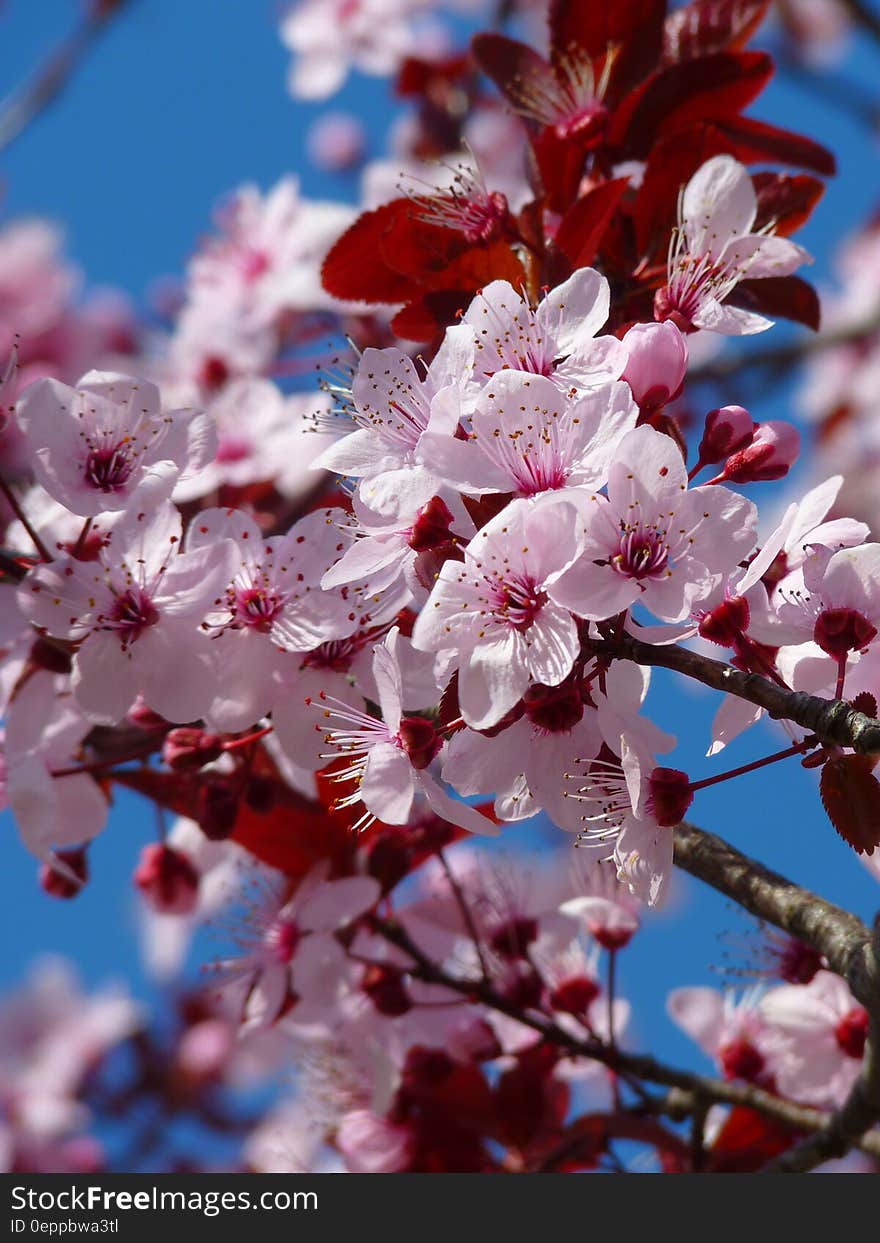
top-left (621, 321), bottom-right (688, 414)
top-left (697, 405), bottom-right (754, 467)
top-left (133, 843), bottom-right (199, 915)
top-left (712, 420), bottom-right (800, 484)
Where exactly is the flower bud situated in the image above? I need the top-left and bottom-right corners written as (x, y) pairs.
top-left (40, 849), bottom-right (88, 899)
top-left (646, 768), bottom-right (693, 828)
top-left (621, 321), bottom-right (688, 414)
top-left (134, 843), bottom-right (199, 915)
top-left (697, 405), bottom-right (754, 466)
top-left (698, 596), bottom-right (750, 647)
top-left (711, 420), bottom-right (799, 484)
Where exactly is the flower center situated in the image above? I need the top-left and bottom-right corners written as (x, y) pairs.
top-left (813, 608), bottom-right (877, 659)
top-left (84, 443), bottom-right (135, 492)
top-left (612, 526), bottom-right (670, 581)
top-left (491, 575), bottom-right (547, 630)
top-left (234, 585), bottom-right (285, 631)
top-left (109, 587), bottom-right (159, 643)
top-left (266, 918), bottom-right (300, 965)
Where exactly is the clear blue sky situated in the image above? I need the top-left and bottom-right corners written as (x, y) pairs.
top-left (2, 0), bottom-right (880, 1086)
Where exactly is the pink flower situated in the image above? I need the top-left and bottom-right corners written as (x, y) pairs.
top-left (312, 627), bottom-right (496, 834)
top-left (561, 857), bottom-right (640, 950)
top-left (280, 0), bottom-right (420, 99)
top-left (461, 269), bottom-right (626, 394)
top-left (412, 496), bottom-right (584, 729)
top-left (3, 674), bottom-right (107, 873)
top-left (667, 986), bottom-right (777, 1084)
top-left (655, 155), bottom-right (811, 335)
top-left (19, 503), bottom-right (234, 724)
top-left (313, 328), bottom-right (475, 515)
top-left (186, 176), bottom-right (353, 322)
top-left (306, 111), bottom-right (366, 171)
top-left (215, 863), bottom-right (380, 1031)
top-left (188, 506), bottom-right (362, 733)
top-left (548, 425), bottom-right (757, 623)
top-left (15, 371), bottom-right (215, 517)
top-left (759, 971), bottom-right (867, 1108)
top-left (416, 372), bottom-right (638, 498)
top-left (620, 321), bottom-right (688, 415)
top-left (174, 378), bottom-right (337, 502)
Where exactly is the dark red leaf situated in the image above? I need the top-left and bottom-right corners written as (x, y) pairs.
top-left (470, 33), bottom-right (557, 127)
top-left (391, 292), bottom-right (473, 341)
top-left (555, 178), bottom-right (629, 268)
top-left (731, 275), bottom-right (821, 331)
top-left (321, 200), bottom-right (418, 304)
top-left (549, 0), bottom-right (667, 95)
top-left (820, 754), bottom-right (880, 855)
top-left (714, 115), bottom-right (836, 176)
top-left (752, 172), bottom-right (826, 237)
top-left (633, 126), bottom-right (733, 255)
top-left (663, 0), bottom-right (770, 62)
top-left (612, 51), bottom-right (774, 156)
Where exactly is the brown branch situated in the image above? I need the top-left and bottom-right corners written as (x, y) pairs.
top-left (673, 822), bottom-right (873, 1002)
top-left (373, 914), bottom-right (880, 1161)
top-left (0, 2), bottom-right (132, 155)
top-left (599, 631), bottom-right (880, 756)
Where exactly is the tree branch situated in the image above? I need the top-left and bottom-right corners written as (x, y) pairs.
top-left (598, 631), bottom-right (880, 756)
top-left (373, 913), bottom-right (880, 1161)
top-left (673, 822), bottom-right (874, 1003)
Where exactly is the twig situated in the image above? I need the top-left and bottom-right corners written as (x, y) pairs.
top-left (598, 631), bottom-right (880, 756)
top-left (438, 848), bottom-right (490, 979)
top-left (0, 2), bottom-right (131, 155)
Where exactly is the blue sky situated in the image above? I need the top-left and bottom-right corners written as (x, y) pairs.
top-left (2, 0), bottom-right (880, 1089)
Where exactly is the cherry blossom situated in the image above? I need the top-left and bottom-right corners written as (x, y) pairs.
top-left (759, 972), bottom-right (867, 1108)
top-left (15, 371), bottom-right (215, 517)
top-left (416, 372), bottom-right (638, 498)
top-left (313, 327), bottom-right (476, 515)
top-left (655, 155), bottom-right (811, 335)
top-left (548, 425), bottom-right (757, 624)
top-left (461, 269), bottom-right (627, 394)
top-left (311, 627), bottom-right (496, 833)
top-left (667, 986), bottom-right (777, 1084)
top-left (412, 496), bottom-right (584, 729)
top-left (19, 503), bottom-right (235, 724)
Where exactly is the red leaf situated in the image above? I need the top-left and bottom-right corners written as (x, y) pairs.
top-left (708, 1107), bottom-right (797, 1172)
top-left (731, 275), bottom-right (821, 331)
top-left (555, 178), bottom-right (629, 268)
top-left (612, 51), bottom-right (774, 156)
top-left (633, 125), bottom-right (733, 255)
top-left (663, 1), bottom-right (770, 62)
top-left (391, 292), bottom-right (471, 342)
top-left (470, 33), bottom-right (557, 126)
top-left (820, 754), bottom-right (880, 855)
top-left (549, 0), bottom-right (667, 95)
top-left (714, 115), bottom-right (836, 176)
top-left (321, 200), bottom-right (418, 304)
top-left (752, 172), bottom-right (826, 237)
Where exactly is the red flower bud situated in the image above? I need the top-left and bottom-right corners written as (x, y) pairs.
top-left (697, 405), bottom-right (754, 466)
top-left (549, 975), bottom-right (600, 1016)
top-left (711, 420), bottom-right (799, 484)
top-left (362, 963), bottom-right (412, 1017)
top-left (814, 608), bottom-right (877, 659)
top-left (134, 843), bottom-right (199, 915)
